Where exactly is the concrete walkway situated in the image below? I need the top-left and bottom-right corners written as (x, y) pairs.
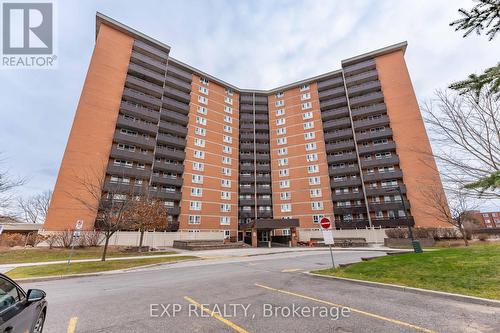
top-left (0, 245), bottom-right (406, 273)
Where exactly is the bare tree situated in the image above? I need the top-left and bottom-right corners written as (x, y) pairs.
top-left (17, 190), bottom-right (52, 224)
top-left (423, 187), bottom-right (479, 246)
top-left (422, 89), bottom-right (499, 198)
top-left (129, 189), bottom-right (169, 252)
top-left (69, 165), bottom-right (135, 261)
top-left (0, 153), bottom-right (25, 214)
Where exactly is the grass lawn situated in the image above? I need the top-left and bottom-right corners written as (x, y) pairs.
top-left (313, 243), bottom-right (500, 300)
top-left (6, 255), bottom-right (198, 279)
top-left (0, 247), bottom-right (176, 265)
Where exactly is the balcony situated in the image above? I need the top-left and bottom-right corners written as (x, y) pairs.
top-left (167, 206), bottom-right (181, 216)
top-left (164, 75), bottom-right (192, 93)
top-left (239, 186), bottom-right (255, 194)
top-left (102, 182), bottom-right (143, 195)
top-left (133, 40), bottom-right (169, 60)
top-left (343, 59), bottom-right (376, 76)
top-left (317, 76), bottom-right (344, 91)
top-left (353, 115), bottom-right (390, 130)
top-left (130, 50), bottom-right (166, 74)
top-left (257, 198), bottom-right (272, 206)
top-left (349, 92), bottom-right (385, 109)
top-left (240, 132), bottom-right (254, 141)
top-left (365, 185), bottom-right (406, 197)
top-left (358, 141), bottom-right (397, 155)
top-left (153, 190), bottom-right (182, 201)
top-left (356, 128), bottom-right (393, 142)
top-left (321, 107), bottom-right (350, 121)
top-left (333, 192), bottom-right (365, 201)
top-left (240, 95), bottom-right (253, 103)
top-left (240, 104), bottom-right (253, 113)
top-left (335, 219), bottom-right (370, 230)
top-left (334, 205), bottom-right (367, 215)
top-left (254, 95), bottom-right (268, 104)
top-left (155, 147), bottom-right (185, 161)
top-left (323, 117), bottom-right (352, 131)
top-left (351, 103), bottom-right (387, 118)
top-left (241, 123), bottom-right (254, 130)
top-left (363, 169), bottom-right (403, 182)
top-left (113, 131), bottom-right (155, 149)
top-left (160, 109), bottom-right (188, 126)
top-left (329, 165), bottom-right (359, 177)
top-left (151, 175), bottom-right (183, 187)
top-left (162, 97), bottom-right (189, 114)
top-left (325, 141), bottom-right (355, 153)
top-left (257, 211), bottom-right (273, 219)
top-left (120, 102), bottom-right (159, 123)
top-left (255, 143), bottom-right (270, 152)
top-left (255, 174), bottom-right (271, 183)
top-left (256, 186), bottom-right (272, 194)
top-left (368, 201), bottom-right (411, 212)
top-left (327, 153), bottom-right (357, 164)
top-left (240, 153), bottom-right (255, 162)
top-left (116, 116), bottom-right (157, 135)
top-left (320, 96), bottom-right (347, 111)
top-left (256, 164), bottom-right (271, 172)
top-left (239, 198), bottom-right (255, 206)
top-left (371, 217), bottom-right (415, 228)
top-left (109, 146), bottom-right (154, 164)
top-left (156, 133), bottom-right (186, 149)
top-left (167, 65), bottom-right (192, 82)
top-left (255, 132), bottom-right (270, 141)
top-left (240, 143), bottom-right (254, 151)
top-left (240, 174), bottom-right (254, 183)
top-left (361, 156), bottom-right (400, 168)
top-left (330, 178), bottom-right (362, 188)
top-left (348, 80), bottom-right (381, 97)
top-left (239, 164), bottom-right (254, 172)
top-left (345, 69), bottom-right (378, 86)
top-left (125, 75), bottom-right (163, 97)
top-left (324, 128), bottom-right (353, 141)
top-left (106, 165), bottom-right (150, 179)
top-left (254, 104), bottom-right (268, 113)
top-left (255, 123), bottom-right (269, 131)
top-left (122, 88), bottom-right (162, 110)
top-left (153, 161), bottom-right (184, 174)
top-left (255, 154), bottom-right (270, 162)
top-left (319, 86), bottom-right (345, 100)
top-left (241, 113), bottom-right (253, 122)
top-left (158, 121), bottom-right (188, 137)
top-left (239, 210), bottom-right (255, 219)
top-left (255, 113), bottom-right (268, 121)
top-left (128, 63), bottom-right (165, 85)
top-left (163, 86), bottom-right (191, 103)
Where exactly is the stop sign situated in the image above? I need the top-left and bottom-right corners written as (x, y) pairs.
top-left (320, 217), bottom-right (331, 229)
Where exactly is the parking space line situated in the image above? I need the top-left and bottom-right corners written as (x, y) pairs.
top-left (281, 268), bottom-right (302, 272)
top-left (67, 317), bottom-right (78, 333)
top-left (254, 283), bottom-right (436, 333)
top-left (184, 296), bottom-right (249, 333)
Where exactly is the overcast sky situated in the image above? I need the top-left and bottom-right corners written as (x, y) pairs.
top-left (1, 0), bottom-right (499, 211)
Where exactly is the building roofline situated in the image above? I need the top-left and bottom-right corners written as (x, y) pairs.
top-left (341, 41), bottom-right (407, 66)
top-left (95, 12), bottom-right (171, 54)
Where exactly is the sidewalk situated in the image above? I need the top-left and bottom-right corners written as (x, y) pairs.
top-left (0, 245), bottom-right (406, 274)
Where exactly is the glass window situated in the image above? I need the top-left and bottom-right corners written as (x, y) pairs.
top-left (0, 278), bottom-right (20, 311)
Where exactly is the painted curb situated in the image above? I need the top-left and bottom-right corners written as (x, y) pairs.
top-left (304, 272), bottom-right (500, 308)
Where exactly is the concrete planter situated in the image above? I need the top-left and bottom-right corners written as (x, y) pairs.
top-left (384, 238), bottom-right (435, 247)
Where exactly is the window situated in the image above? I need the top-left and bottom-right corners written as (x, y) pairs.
top-left (277, 137), bottom-right (287, 145)
top-left (305, 142), bottom-right (317, 151)
top-left (282, 229), bottom-right (291, 236)
top-left (0, 278), bottom-right (20, 312)
top-left (303, 121), bottom-right (314, 130)
top-left (189, 215), bottom-right (201, 224)
top-left (308, 165), bottom-right (319, 173)
top-left (114, 159), bottom-right (133, 168)
top-left (191, 188), bottom-right (203, 197)
top-left (225, 88), bottom-right (233, 96)
top-left (312, 214), bottom-right (324, 224)
top-left (276, 91), bottom-right (284, 98)
top-left (194, 150), bottom-right (205, 159)
top-left (302, 112), bottom-right (313, 120)
top-left (200, 77), bottom-right (209, 85)
top-left (279, 169), bottom-right (289, 177)
top-left (197, 106), bottom-right (208, 115)
top-left (223, 145), bottom-right (232, 154)
top-left (110, 176), bottom-right (130, 184)
top-left (375, 211), bottom-right (384, 218)
top-left (222, 167), bottom-right (231, 176)
top-left (302, 102), bottom-right (312, 110)
top-left (277, 127), bottom-right (286, 135)
top-left (196, 116), bottom-right (207, 125)
top-left (300, 84), bottom-right (310, 91)
top-left (192, 174), bottom-right (203, 184)
top-left (117, 143), bottom-right (135, 152)
top-left (192, 162), bottom-right (204, 171)
top-left (221, 179), bottom-right (231, 188)
top-left (276, 109), bottom-right (285, 116)
top-left (220, 204), bottom-right (231, 212)
top-left (306, 153), bottom-right (318, 162)
top-left (221, 191), bottom-right (231, 200)
top-left (223, 125), bottom-right (232, 133)
top-left (224, 96), bottom-right (233, 105)
top-left (277, 148), bottom-right (288, 156)
top-left (198, 95), bottom-right (208, 105)
top-left (198, 86), bottom-right (209, 95)
top-left (309, 177), bottom-right (321, 185)
top-left (301, 92), bottom-right (311, 100)
top-left (276, 118), bottom-right (286, 126)
top-left (223, 135), bottom-right (232, 143)
top-left (220, 216), bottom-right (231, 225)
top-left (278, 158), bottom-right (288, 166)
top-left (275, 100), bottom-right (285, 107)
top-left (224, 105), bottom-right (233, 114)
top-left (195, 127), bottom-right (206, 136)
top-left (279, 180), bottom-right (290, 188)
top-left (224, 115), bottom-right (232, 123)
top-left (222, 156), bottom-right (231, 165)
top-left (281, 203), bottom-right (292, 212)
top-left (120, 128), bottom-right (137, 136)
top-left (194, 138), bottom-right (205, 147)
top-left (310, 189), bottom-right (322, 198)
top-left (280, 192), bottom-right (291, 200)
top-left (304, 132), bottom-right (315, 140)
top-left (190, 201), bottom-right (202, 211)
top-left (312, 201), bottom-right (324, 210)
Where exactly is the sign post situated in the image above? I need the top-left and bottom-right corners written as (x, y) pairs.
top-left (67, 220), bottom-right (84, 265)
top-left (320, 217), bottom-right (336, 269)
top-left (0, 225), bottom-right (4, 236)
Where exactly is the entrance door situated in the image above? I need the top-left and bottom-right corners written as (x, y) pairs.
top-left (260, 231), bottom-right (269, 242)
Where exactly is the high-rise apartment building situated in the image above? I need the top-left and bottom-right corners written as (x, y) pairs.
top-left (45, 13), bottom-right (448, 236)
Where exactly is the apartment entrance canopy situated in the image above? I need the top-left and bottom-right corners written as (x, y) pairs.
top-left (239, 218), bottom-right (300, 231)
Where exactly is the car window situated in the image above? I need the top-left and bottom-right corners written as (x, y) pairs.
top-left (0, 278), bottom-right (20, 312)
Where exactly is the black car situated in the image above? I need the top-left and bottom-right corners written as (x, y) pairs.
top-left (0, 273), bottom-right (47, 333)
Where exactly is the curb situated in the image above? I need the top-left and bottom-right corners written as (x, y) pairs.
top-left (304, 272), bottom-right (500, 307)
top-left (13, 257), bottom-right (202, 284)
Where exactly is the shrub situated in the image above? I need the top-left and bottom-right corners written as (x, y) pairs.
top-left (385, 228), bottom-right (408, 239)
top-left (84, 230), bottom-right (104, 247)
top-left (0, 233), bottom-right (24, 247)
top-left (55, 230), bottom-right (74, 248)
top-left (25, 233), bottom-right (47, 247)
top-left (477, 233), bottom-right (490, 241)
